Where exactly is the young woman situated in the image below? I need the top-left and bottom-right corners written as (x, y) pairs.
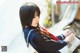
top-left (19, 2), bottom-right (75, 53)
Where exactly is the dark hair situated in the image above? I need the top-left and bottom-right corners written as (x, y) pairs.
top-left (19, 2), bottom-right (40, 29)
top-left (19, 2), bottom-right (52, 39)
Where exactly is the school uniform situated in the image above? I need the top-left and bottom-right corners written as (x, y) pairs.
top-left (23, 27), bottom-right (67, 53)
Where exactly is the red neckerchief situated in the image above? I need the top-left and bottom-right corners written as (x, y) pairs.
top-left (41, 27), bottom-right (59, 41)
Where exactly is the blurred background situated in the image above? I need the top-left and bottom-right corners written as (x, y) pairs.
top-left (0, 0), bottom-right (80, 53)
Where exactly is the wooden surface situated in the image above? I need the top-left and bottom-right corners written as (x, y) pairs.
top-left (75, 7), bottom-right (80, 20)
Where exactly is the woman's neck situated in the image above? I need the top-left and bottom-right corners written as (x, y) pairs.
top-left (25, 25), bottom-right (37, 29)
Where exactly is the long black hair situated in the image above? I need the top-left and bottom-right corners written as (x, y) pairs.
top-left (19, 2), bottom-right (40, 29)
top-left (19, 2), bottom-right (58, 40)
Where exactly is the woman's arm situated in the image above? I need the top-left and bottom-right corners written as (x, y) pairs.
top-left (32, 32), bottom-right (67, 52)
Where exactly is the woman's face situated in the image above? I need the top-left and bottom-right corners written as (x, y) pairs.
top-left (31, 12), bottom-right (39, 27)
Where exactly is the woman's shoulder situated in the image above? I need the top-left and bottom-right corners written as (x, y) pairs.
top-left (31, 29), bottom-right (42, 37)
top-left (23, 27), bottom-right (42, 38)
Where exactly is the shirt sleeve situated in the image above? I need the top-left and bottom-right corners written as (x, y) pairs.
top-left (32, 32), bottom-right (67, 52)
top-left (57, 34), bottom-right (65, 40)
